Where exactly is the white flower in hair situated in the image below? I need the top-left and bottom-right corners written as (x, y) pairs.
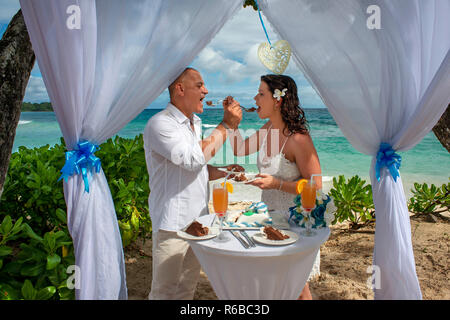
top-left (273, 88), bottom-right (287, 101)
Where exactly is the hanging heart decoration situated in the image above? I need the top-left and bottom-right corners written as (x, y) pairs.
top-left (257, 40), bottom-right (292, 75)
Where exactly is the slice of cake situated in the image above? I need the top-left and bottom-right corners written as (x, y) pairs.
top-left (226, 165), bottom-right (245, 172)
top-left (185, 221), bottom-right (209, 237)
top-left (263, 226), bottom-right (289, 240)
top-left (234, 173), bottom-right (248, 182)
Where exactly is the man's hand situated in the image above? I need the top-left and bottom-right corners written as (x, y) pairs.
top-left (207, 164), bottom-right (245, 181)
top-left (222, 96), bottom-right (242, 129)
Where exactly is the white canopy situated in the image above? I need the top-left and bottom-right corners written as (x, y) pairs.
top-left (19, 0), bottom-right (450, 299)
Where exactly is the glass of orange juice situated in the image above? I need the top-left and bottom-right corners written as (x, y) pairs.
top-left (213, 183), bottom-right (229, 242)
top-left (300, 179), bottom-right (317, 237)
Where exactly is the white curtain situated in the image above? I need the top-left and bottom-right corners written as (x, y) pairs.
top-left (261, 0), bottom-right (450, 299)
top-left (19, 0), bottom-right (243, 299)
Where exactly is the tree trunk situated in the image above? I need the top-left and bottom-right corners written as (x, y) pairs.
top-left (0, 9), bottom-right (35, 199)
top-left (432, 104), bottom-right (450, 153)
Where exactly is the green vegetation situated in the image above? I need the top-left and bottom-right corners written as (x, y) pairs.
top-left (0, 215), bottom-right (75, 300)
top-left (329, 175), bottom-right (375, 229)
top-left (329, 176), bottom-right (450, 228)
top-left (0, 136), bottom-right (447, 299)
top-left (243, 0), bottom-right (258, 10)
top-left (0, 135), bottom-right (150, 299)
top-left (408, 180), bottom-right (449, 218)
top-left (22, 102), bottom-right (53, 112)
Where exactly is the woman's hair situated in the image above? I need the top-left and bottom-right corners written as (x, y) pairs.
top-left (261, 74), bottom-right (309, 135)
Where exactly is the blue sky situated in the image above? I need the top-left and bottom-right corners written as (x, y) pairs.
top-left (0, 0), bottom-right (325, 108)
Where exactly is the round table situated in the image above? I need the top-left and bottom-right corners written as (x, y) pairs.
top-left (188, 214), bottom-right (330, 300)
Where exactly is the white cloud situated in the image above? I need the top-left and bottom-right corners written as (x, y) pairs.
top-left (207, 7), bottom-right (266, 59)
top-left (0, 0), bottom-right (20, 24)
top-left (24, 76), bottom-right (49, 102)
top-left (194, 47), bottom-right (245, 83)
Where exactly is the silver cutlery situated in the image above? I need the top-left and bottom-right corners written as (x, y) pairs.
top-left (240, 230), bottom-right (256, 247)
top-left (229, 230), bottom-right (250, 249)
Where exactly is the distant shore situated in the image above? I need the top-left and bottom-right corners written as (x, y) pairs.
top-left (21, 102), bottom-right (53, 112)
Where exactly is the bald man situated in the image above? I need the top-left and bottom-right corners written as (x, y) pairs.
top-left (143, 67), bottom-right (242, 299)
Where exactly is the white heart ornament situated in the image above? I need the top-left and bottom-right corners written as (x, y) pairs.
top-left (257, 40), bottom-right (292, 74)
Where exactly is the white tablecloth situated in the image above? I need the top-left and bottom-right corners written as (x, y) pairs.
top-left (188, 214), bottom-right (330, 300)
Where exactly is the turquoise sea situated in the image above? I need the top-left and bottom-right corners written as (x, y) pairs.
top-left (14, 108), bottom-right (450, 201)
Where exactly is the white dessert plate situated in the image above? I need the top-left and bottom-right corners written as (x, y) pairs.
top-left (232, 173), bottom-right (259, 183)
top-left (252, 230), bottom-right (299, 246)
top-left (177, 226), bottom-right (219, 241)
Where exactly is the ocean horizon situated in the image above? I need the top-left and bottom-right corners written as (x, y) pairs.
top-left (14, 108), bottom-right (450, 201)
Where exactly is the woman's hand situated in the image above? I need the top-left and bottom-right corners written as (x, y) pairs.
top-left (245, 173), bottom-right (279, 190)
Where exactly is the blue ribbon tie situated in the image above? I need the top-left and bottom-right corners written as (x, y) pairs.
top-left (256, 0), bottom-right (272, 47)
top-left (58, 141), bottom-right (101, 192)
top-left (375, 143), bottom-right (401, 182)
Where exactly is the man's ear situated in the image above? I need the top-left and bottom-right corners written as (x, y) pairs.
top-left (175, 82), bottom-right (185, 96)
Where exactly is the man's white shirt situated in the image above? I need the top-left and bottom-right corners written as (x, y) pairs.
top-left (144, 103), bottom-right (210, 233)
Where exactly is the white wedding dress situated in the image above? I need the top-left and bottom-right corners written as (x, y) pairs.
top-left (257, 125), bottom-right (320, 281)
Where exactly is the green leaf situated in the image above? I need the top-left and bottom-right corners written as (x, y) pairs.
top-left (58, 286), bottom-right (75, 300)
top-left (131, 210), bottom-right (140, 232)
top-left (10, 217), bottom-right (24, 236)
top-left (55, 208), bottom-right (67, 224)
top-left (0, 284), bottom-right (20, 300)
top-left (21, 280), bottom-right (37, 300)
top-left (46, 253), bottom-right (61, 270)
top-left (0, 216), bottom-right (13, 235)
top-left (0, 246), bottom-right (12, 257)
top-left (22, 224), bottom-right (43, 242)
top-left (36, 286), bottom-right (56, 300)
top-left (44, 232), bottom-right (56, 252)
top-left (21, 262), bottom-right (46, 277)
top-left (118, 221), bottom-right (131, 231)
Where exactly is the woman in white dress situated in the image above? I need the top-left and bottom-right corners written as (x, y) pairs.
top-left (227, 74), bottom-right (322, 300)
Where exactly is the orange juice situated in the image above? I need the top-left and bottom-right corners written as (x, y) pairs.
top-left (213, 188), bottom-right (228, 216)
top-left (301, 183), bottom-right (316, 210)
